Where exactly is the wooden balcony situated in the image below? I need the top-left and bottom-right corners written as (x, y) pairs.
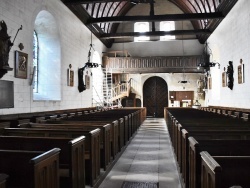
top-left (103, 55), bottom-right (204, 73)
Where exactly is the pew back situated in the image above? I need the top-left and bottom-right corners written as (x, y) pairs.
top-left (0, 135), bottom-right (85, 188)
top-left (0, 148), bottom-right (60, 188)
top-left (201, 151), bottom-right (250, 188)
top-left (2, 128), bottom-right (100, 187)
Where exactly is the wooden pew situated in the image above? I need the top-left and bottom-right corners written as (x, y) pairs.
top-left (201, 151), bottom-right (250, 188)
top-left (0, 174), bottom-right (8, 188)
top-left (165, 108), bottom-right (250, 187)
top-left (38, 107), bottom-right (145, 150)
top-left (181, 129), bottom-right (250, 188)
top-left (0, 148), bottom-right (60, 188)
top-left (0, 118), bottom-right (30, 128)
top-left (230, 111), bottom-right (241, 119)
top-left (48, 118), bottom-right (120, 159)
top-left (53, 114), bottom-right (127, 157)
top-left (0, 135), bottom-right (85, 188)
top-left (174, 121), bottom-right (250, 168)
top-left (189, 138), bottom-right (250, 188)
top-left (20, 122), bottom-right (111, 171)
top-left (33, 108), bottom-right (144, 160)
top-left (0, 122), bottom-right (10, 129)
top-left (241, 113), bottom-right (249, 121)
top-left (2, 128), bottom-right (100, 187)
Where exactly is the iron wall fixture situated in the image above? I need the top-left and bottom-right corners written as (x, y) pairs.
top-left (197, 62), bottom-right (220, 69)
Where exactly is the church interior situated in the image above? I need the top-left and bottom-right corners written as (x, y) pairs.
top-left (0, 0), bottom-right (250, 187)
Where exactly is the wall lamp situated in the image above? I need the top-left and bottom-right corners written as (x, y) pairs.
top-left (197, 62), bottom-right (220, 70)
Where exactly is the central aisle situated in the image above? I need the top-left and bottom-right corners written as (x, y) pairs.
top-left (98, 118), bottom-right (182, 188)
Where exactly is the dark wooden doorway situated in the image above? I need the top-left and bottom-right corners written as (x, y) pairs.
top-left (143, 76), bottom-right (168, 117)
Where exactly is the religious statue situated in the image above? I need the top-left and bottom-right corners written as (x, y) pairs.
top-left (0, 20), bottom-right (13, 70)
top-left (226, 61), bottom-right (234, 90)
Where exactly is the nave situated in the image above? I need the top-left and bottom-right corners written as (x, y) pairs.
top-left (98, 118), bottom-right (181, 188)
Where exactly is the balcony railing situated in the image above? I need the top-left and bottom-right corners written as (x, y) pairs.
top-left (103, 55), bottom-right (204, 73)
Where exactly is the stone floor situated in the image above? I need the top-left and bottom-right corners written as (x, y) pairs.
top-left (98, 118), bottom-right (182, 188)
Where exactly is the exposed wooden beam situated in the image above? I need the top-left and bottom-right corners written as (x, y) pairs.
top-left (100, 29), bottom-right (211, 39)
top-left (62, 0), bottom-right (152, 5)
top-left (63, 0), bottom-right (120, 4)
top-left (87, 12), bottom-right (224, 24)
top-left (112, 37), bottom-right (198, 43)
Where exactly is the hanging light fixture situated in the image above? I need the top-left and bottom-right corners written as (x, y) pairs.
top-left (81, 33), bottom-right (101, 70)
top-left (197, 41), bottom-right (220, 70)
top-left (197, 16), bottom-right (220, 71)
top-left (178, 21), bottom-right (190, 89)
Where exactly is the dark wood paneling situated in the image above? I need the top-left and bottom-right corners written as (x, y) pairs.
top-left (170, 90), bottom-right (194, 107)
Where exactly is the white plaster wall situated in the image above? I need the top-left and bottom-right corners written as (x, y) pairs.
top-left (0, 0), bottom-right (106, 115)
top-left (206, 0), bottom-right (250, 108)
top-left (109, 40), bottom-right (204, 57)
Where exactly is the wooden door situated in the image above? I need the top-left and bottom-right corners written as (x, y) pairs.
top-left (143, 76), bottom-right (168, 117)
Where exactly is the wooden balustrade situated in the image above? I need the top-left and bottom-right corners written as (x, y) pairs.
top-left (103, 55), bottom-right (204, 73)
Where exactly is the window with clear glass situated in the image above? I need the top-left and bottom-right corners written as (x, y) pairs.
top-left (134, 22), bottom-right (150, 42)
top-left (33, 10), bottom-right (61, 101)
top-left (160, 21), bottom-right (175, 41)
top-left (33, 30), bottom-right (38, 93)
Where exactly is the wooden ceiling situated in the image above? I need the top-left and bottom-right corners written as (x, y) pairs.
top-left (61, 0), bottom-right (238, 48)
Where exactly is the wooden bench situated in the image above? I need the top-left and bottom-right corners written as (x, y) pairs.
top-left (33, 108), bottom-right (145, 160)
top-left (0, 118), bottom-right (30, 128)
top-left (33, 107), bottom-right (145, 149)
top-left (189, 138), bottom-right (250, 188)
top-left (172, 118), bottom-right (250, 167)
top-left (51, 112), bottom-right (131, 157)
top-left (181, 129), bottom-right (250, 188)
top-left (174, 121), bottom-right (250, 170)
top-left (0, 122), bottom-right (10, 129)
top-left (20, 122), bottom-right (111, 171)
top-left (49, 118), bottom-right (120, 159)
top-left (0, 135), bottom-right (85, 188)
top-left (164, 108), bottom-right (250, 187)
top-left (0, 148), bottom-right (60, 188)
top-left (230, 111), bottom-right (241, 119)
top-left (201, 151), bottom-right (250, 188)
top-left (241, 113), bottom-right (249, 121)
top-left (2, 128), bottom-right (100, 187)
top-left (0, 174), bottom-right (8, 188)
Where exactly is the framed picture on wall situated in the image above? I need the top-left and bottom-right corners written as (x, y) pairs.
top-left (238, 59), bottom-right (244, 84)
top-left (208, 77), bottom-right (212, 90)
top-left (15, 51), bottom-right (28, 79)
top-left (85, 75), bottom-right (90, 89)
top-left (222, 71), bottom-right (227, 87)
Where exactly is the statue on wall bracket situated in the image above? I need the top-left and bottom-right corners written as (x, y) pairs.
top-left (0, 20), bottom-right (22, 79)
top-left (226, 61), bottom-right (234, 90)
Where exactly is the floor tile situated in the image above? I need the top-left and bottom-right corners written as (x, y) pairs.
top-left (98, 118), bottom-right (182, 188)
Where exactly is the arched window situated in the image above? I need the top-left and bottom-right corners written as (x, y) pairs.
top-left (160, 21), bottom-right (175, 41)
top-left (33, 31), bottom-right (38, 93)
top-left (134, 22), bottom-right (150, 42)
top-left (33, 10), bottom-right (61, 101)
